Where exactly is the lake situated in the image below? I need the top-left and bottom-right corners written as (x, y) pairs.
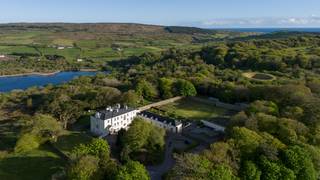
top-left (0, 71), bottom-right (100, 92)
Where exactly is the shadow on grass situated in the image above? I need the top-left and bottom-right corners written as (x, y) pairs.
top-left (0, 144), bottom-right (66, 180)
top-left (53, 132), bottom-right (92, 157)
top-left (0, 119), bottom-right (21, 151)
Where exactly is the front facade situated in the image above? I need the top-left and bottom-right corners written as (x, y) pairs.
top-left (90, 104), bottom-right (139, 136)
top-left (90, 105), bottom-right (183, 136)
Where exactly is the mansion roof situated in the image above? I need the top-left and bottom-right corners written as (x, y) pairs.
top-left (94, 104), bottom-right (136, 120)
top-left (139, 111), bottom-right (182, 126)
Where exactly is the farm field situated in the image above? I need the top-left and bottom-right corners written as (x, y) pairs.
top-left (0, 23), bottom-right (258, 75)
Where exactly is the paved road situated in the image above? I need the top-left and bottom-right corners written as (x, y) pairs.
top-left (147, 135), bottom-right (175, 180)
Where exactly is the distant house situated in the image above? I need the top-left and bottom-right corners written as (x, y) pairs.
top-left (139, 111), bottom-right (183, 133)
top-left (90, 104), bottom-right (139, 136)
top-left (77, 58), bottom-right (83, 62)
top-left (57, 46), bottom-right (65, 50)
top-left (0, 55), bottom-right (6, 58)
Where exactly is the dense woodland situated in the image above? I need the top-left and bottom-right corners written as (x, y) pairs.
top-left (0, 30), bottom-right (320, 179)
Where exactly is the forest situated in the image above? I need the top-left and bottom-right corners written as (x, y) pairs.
top-left (0, 30), bottom-right (320, 179)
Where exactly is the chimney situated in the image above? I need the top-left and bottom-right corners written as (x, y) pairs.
top-left (95, 112), bottom-right (101, 118)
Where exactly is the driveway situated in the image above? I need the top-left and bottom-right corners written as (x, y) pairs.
top-left (147, 134), bottom-right (176, 180)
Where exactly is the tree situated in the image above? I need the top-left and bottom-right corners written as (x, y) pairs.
top-left (26, 98), bottom-right (33, 108)
top-left (202, 45), bottom-right (228, 66)
top-left (241, 161), bottom-right (261, 180)
top-left (95, 87), bottom-right (121, 108)
top-left (120, 90), bottom-right (141, 107)
top-left (158, 78), bottom-right (174, 99)
top-left (247, 101), bottom-right (279, 116)
top-left (295, 54), bottom-right (310, 68)
top-left (231, 127), bottom-right (263, 154)
top-left (115, 161), bottom-right (150, 180)
top-left (46, 95), bottom-right (83, 129)
top-left (258, 156), bottom-right (282, 180)
top-left (203, 142), bottom-right (239, 171)
top-left (120, 118), bottom-right (165, 163)
top-left (14, 133), bottom-right (40, 153)
top-left (122, 119), bottom-right (151, 153)
top-left (210, 164), bottom-right (235, 180)
top-left (72, 138), bottom-right (110, 161)
top-left (135, 80), bottom-right (158, 100)
top-left (281, 146), bottom-right (317, 180)
top-left (281, 106), bottom-right (304, 120)
top-left (175, 79), bottom-right (197, 97)
top-left (67, 155), bottom-right (100, 180)
top-left (258, 154), bottom-right (296, 180)
top-left (169, 153), bottom-right (212, 180)
top-left (29, 114), bottom-right (63, 140)
top-left (147, 126), bottom-right (165, 151)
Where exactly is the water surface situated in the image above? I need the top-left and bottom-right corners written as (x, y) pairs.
top-left (0, 71), bottom-right (99, 92)
top-left (212, 28), bottom-right (320, 33)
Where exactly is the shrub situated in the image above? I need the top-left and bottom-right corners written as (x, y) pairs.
top-left (14, 133), bottom-right (40, 153)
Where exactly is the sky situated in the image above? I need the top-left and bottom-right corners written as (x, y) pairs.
top-left (1, 0), bottom-right (320, 28)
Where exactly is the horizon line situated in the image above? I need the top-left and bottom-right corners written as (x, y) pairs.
top-left (0, 22), bottom-right (320, 29)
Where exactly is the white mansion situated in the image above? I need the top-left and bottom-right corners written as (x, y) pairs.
top-left (90, 104), bottom-right (182, 136)
top-left (90, 104), bottom-right (138, 136)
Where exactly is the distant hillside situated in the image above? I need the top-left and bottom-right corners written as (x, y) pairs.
top-left (164, 26), bottom-right (217, 34)
top-left (0, 23), bottom-right (166, 34)
top-left (0, 23), bottom-right (234, 35)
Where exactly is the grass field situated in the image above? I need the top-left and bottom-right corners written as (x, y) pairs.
top-left (159, 97), bottom-right (229, 120)
top-left (0, 119), bottom-right (91, 179)
top-left (242, 72), bottom-right (276, 81)
top-left (0, 144), bottom-right (66, 180)
top-left (38, 47), bottom-right (81, 60)
top-left (0, 45), bottom-right (38, 55)
top-left (53, 131), bottom-right (93, 158)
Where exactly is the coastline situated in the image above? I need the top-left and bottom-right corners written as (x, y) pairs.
top-left (0, 69), bottom-right (98, 78)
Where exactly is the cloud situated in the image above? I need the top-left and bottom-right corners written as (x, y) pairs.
top-left (198, 16), bottom-right (320, 28)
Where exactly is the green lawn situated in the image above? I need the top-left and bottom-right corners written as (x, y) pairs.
top-left (159, 97), bottom-right (228, 120)
top-left (0, 144), bottom-right (66, 180)
top-left (53, 131), bottom-right (92, 158)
